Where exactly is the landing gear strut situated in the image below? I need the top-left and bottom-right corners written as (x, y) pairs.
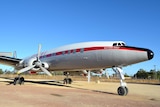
top-left (63, 72), bottom-right (72, 84)
top-left (112, 67), bottom-right (128, 96)
top-left (13, 75), bottom-right (24, 85)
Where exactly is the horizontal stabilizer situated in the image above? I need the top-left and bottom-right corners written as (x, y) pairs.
top-left (0, 52), bottom-right (12, 57)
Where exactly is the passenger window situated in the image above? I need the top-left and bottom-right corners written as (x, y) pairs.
top-left (80, 48), bottom-right (84, 53)
top-left (62, 51), bottom-right (65, 55)
top-left (73, 49), bottom-right (76, 54)
top-left (118, 43), bottom-right (121, 46)
top-left (68, 50), bottom-right (71, 54)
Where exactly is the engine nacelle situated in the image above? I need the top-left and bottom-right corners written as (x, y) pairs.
top-left (41, 62), bottom-right (49, 69)
top-left (24, 58), bottom-right (40, 71)
top-left (21, 58), bottom-right (49, 71)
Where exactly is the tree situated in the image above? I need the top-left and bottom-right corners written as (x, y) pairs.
top-left (134, 69), bottom-right (160, 79)
top-left (134, 69), bottom-right (148, 79)
top-left (156, 70), bottom-right (160, 79)
top-left (148, 69), bottom-right (156, 79)
top-left (124, 73), bottom-right (130, 77)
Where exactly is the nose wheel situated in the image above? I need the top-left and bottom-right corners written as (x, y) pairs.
top-left (112, 67), bottom-right (129, 96)
top-left (117, 86), bottom-right (128, 96)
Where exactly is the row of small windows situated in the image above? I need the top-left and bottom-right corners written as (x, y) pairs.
top-left (40, 48), bottom-right (84, 58)
top-left (62, 48), bottom-right (84, 55)
top-left (113, 42), bottom-right (125, 46)
top-left (55, 49), bottom-right (84, 56)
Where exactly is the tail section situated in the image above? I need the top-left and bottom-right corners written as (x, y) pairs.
top-left (0, 51), bottom-right (17, 58)
top-left (13, 51), bottom-right (17, 58)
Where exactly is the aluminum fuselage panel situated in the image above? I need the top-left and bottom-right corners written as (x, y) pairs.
top-left (40, 48), bottom-right (148, 71)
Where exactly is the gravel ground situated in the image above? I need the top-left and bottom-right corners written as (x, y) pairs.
top-left (0, 78), bottom-right (160, 107)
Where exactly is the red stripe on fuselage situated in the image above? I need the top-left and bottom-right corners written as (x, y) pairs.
top-left (46, 54), bottom-right (52, 57)
top-left (56, 52), bottom-right (62, 55)
top-left (40, 46), bottom-right (145, 59)
top-left (84, 47), bottom-right (104, 51)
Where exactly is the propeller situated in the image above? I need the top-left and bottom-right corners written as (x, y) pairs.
top-left (17, 44), bottom-right (52, 76)
top-left (17, 65), bottom-right (36, 74)
top-left (37, 44), bottom-right (41, 61)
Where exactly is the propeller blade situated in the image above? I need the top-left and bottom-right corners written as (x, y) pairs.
top-left (39, 66), bottom-right (52, 76)
top-left (37, 44), bottom-right (41, 60)
top-left (17, 65), bottom-right (36, 74)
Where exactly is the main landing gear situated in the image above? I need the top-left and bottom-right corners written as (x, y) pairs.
top-left (13, 75), bottom-right (25, 85)
top-left (63, 72), bottom-right (72, 84)
top-left (112, 67), bottom-right (128, 96)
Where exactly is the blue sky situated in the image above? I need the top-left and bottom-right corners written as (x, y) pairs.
top-left (0, 0), bottom-right (159, 75)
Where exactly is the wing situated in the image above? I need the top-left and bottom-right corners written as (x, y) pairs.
top-left (0, 56), bottom-right (22, 67)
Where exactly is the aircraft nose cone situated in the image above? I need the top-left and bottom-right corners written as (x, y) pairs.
top-left (147, 49), bottom-right (154, 60)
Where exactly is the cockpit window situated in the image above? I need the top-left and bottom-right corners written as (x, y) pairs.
top-left (122, 43), bottom-right (125, 46)
top-left (113, 42), bottom-right (125, 46)
top-left (113, 43), bottom-right (117, 46)
top-left (118, 43), bottom-right (121, 46)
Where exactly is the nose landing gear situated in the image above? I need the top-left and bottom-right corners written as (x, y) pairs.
top-left (112, 67), bottom-right (128, 96)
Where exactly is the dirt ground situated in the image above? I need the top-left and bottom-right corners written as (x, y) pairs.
top-left (0, 78), bottom-right (160, 107)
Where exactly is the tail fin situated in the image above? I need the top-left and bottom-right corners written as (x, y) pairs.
top-left (13, 51), bottom-right (17, 58)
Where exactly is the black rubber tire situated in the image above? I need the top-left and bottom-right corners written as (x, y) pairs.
top-left (13, 77), bottom-right (18, 85)
top-left (68, 78), bottom-right (72, 84)
top-left (125, 86), bottom-right (128, 95)
top-left (63, 78), bottom-right (72, 84)
top-left (63, 78), bottom-right (67, 84)
top-left (117, 86), bottom-right (127, 96)
top-left (19, 77), bottom-right (24, 85)
top-left (13, 77), bottom-right (25, 85)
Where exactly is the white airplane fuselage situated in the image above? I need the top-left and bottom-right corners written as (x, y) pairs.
top-left (19, 41), bottom-right (154, 72)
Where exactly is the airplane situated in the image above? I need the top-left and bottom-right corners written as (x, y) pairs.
top-left (0, 41), bottom-right (154, 96)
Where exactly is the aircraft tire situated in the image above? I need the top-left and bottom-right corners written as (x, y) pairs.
top-left (63, 78), bottom-right (72, 84)
top-left (117, 86), bottom-right (127, 96)
top-left (13, 77), bottom-right (18, 85)
top-left (13, 77), bottom-right (24, 85)
top-left (19, 77), bottom-right (24, 85)
top-left (125, 86), bottom-right (128, 95)
top-left (63, 78), bottom-right (67, 84)
top-left (68, 78), bottom-right (72, 84)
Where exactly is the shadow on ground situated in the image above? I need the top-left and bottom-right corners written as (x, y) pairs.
top-left (0, 76), bottom-right (118, 96)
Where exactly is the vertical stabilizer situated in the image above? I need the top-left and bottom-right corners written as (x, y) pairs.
top-left (13, 51), bottom-right (17, 58)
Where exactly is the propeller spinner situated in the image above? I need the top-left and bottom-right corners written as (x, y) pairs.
top-left (17, 44), bottom-right (52, 76)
